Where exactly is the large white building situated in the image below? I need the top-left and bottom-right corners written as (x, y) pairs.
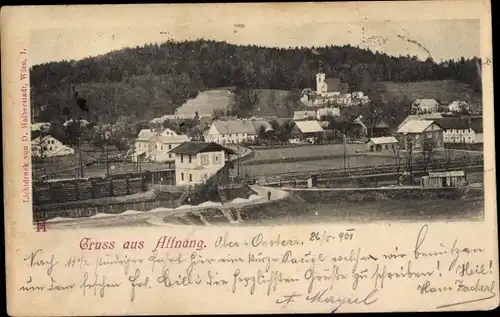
top-left (132, 128), bottom-right (190, 162)
top-left (300, 73), bottom-right (369, 107)
top-left (410, 99), bottom-right (440, 114)
top-left (396, 120), bottom-right (444, 150)
top-left (31, 135), bottom-right (75, 157)
top-left (447, 100), bottom-right (470, 113)
top-left (436, 117), bottom-right (483, 144)
top-left (171, 141), bottom-right (235, 185)
top-left (150, 135), bottom-right (191, 162)
top-left (204, 120), bottom-right (273, 144)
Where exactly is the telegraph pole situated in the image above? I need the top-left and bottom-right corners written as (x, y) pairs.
top-left (78, 118), bottom-right (84, 178)
top-left (406, 134), bottom-right (413, 185)
top-left (105, 131), bottom-right (110, 176)
top-left (343, 133), bottom-right (347, 177)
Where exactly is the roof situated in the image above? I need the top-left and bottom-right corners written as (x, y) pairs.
top-left (428, 170), bottom-right (465, 178)
top-left (31, 122), bottom-right (51, 131)
top-left (294, 120), bottom-right (324, 133)
top-left (170, 141), bottom-right (236, 155)
top-left (435, 117), bottom-right (483, 132)
top-left (211, 120), bottom-right (259, 135)
top-left (398, 113), bottom-right (444, 129)
top-left (366, 119), bottom-right (390, 129)
top-left (136, 130), bottom-right (158, 142)
top-left (397, 120), bottom-right (438, 133)
top-left (293, 111), bottom-right (316, 120)
top-left (154, 135), bottom-right (190, 144)
top-left (31, 135), bottom-right (60, 143)
top-left (367, 137), bottom-right (399, 145)
top-left (413, 99), bottom-right (439, 108)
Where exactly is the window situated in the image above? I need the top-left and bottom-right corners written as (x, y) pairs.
top-left (189, 174), bottom-right (192, 182)
top-left (181, 173), bottom-right (184, 181)
top-left (49, 146), bottom-right (52, 150)
top-left (188, 155), bottom-right (192, 163)
top-left (202, 155), bottom-right (208, 164)
top-left (385, 145), bottom-right (389, 150)
top-left (169, 154), bottom-right (172, 158)
top-left (180, 155), bottom-right (184, 163)
top-left (161, 145), bottom-right (164, 150)
top-left (169, 145), bottom-right (172, 150)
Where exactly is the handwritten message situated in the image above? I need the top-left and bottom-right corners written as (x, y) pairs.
top-left (16, 225), bottom-right (497, 313)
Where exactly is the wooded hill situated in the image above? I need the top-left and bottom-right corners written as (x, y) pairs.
top-left (31, 39), bottom-right (482, 124)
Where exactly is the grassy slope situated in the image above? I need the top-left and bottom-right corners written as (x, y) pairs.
top-left (172, 88), bottom-right (308, 118)
top-left (374, 80), bottom-right (482, 110)
top-left (175, 89), bottom-right (234, 117)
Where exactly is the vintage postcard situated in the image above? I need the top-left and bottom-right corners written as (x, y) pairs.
top-left (2, 1), bottom-right (498, 315)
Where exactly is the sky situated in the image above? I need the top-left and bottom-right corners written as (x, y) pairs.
top-left (30, 18), bottom-right (480, 66)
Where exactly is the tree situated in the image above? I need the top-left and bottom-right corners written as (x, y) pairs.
top-left (212, 108), bottom-right (225, 119)
top-left (63, 121), bottom-right (81, 146)
top-left (30, 40), bottom-right (482, 125)
top-left (257, 124), bottom-right (267, 140)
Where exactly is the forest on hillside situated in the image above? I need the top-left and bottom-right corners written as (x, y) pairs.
top-left (31, 39), bottom-right (482, 124)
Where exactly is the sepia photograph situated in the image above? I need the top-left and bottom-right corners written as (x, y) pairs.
top-left (3, 2), bottom-right (497, 315)
top-left (28, 17), bottom-right (485, 230)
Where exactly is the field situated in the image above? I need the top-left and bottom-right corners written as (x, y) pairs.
top-left (241, 155), bottom-right (399, 177)
top-left (240, 145), bottom-right (483, 177)
top-left (373, 80), bottom-right (482, 112)
top-left (174, 89), bottom-right (234, 117)
top-left (244, 143), bottom-right (367, 163)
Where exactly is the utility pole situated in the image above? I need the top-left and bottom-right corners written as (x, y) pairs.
top-left (406, 134), bottom-right (413, 185)
top-left (78, 119), bottom-right (84, 178)
top-left (343, 133), bottom-right (347, 177)
top-left (105, 131), bottom-right (110, 177)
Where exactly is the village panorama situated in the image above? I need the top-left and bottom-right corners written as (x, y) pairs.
top-left (30, 37), bottom-right (484, 229)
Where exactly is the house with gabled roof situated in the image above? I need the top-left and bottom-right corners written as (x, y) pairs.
top-left (397, 113), bottom-right (444, 131)
top-left (31, 135), bottom-right (75, 158)
top-left (397, 120), bottom-right (444, 150)
top-left (410, 99), bottom-right (440, 114)
top-left (171, 141), bottom-right (235, 185)
top-left (149, 134), bottom-right (191, 162)
top-left (291, 120), bottom-right (324, 141)
top-left (365, 119), bottom-right (391, 137)
top-left (204, 119), bottom-right (274, 145)
top-left (366, 136), bottom-right (400, 152)
top-left (447, 100), bottom-right (470, 113)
